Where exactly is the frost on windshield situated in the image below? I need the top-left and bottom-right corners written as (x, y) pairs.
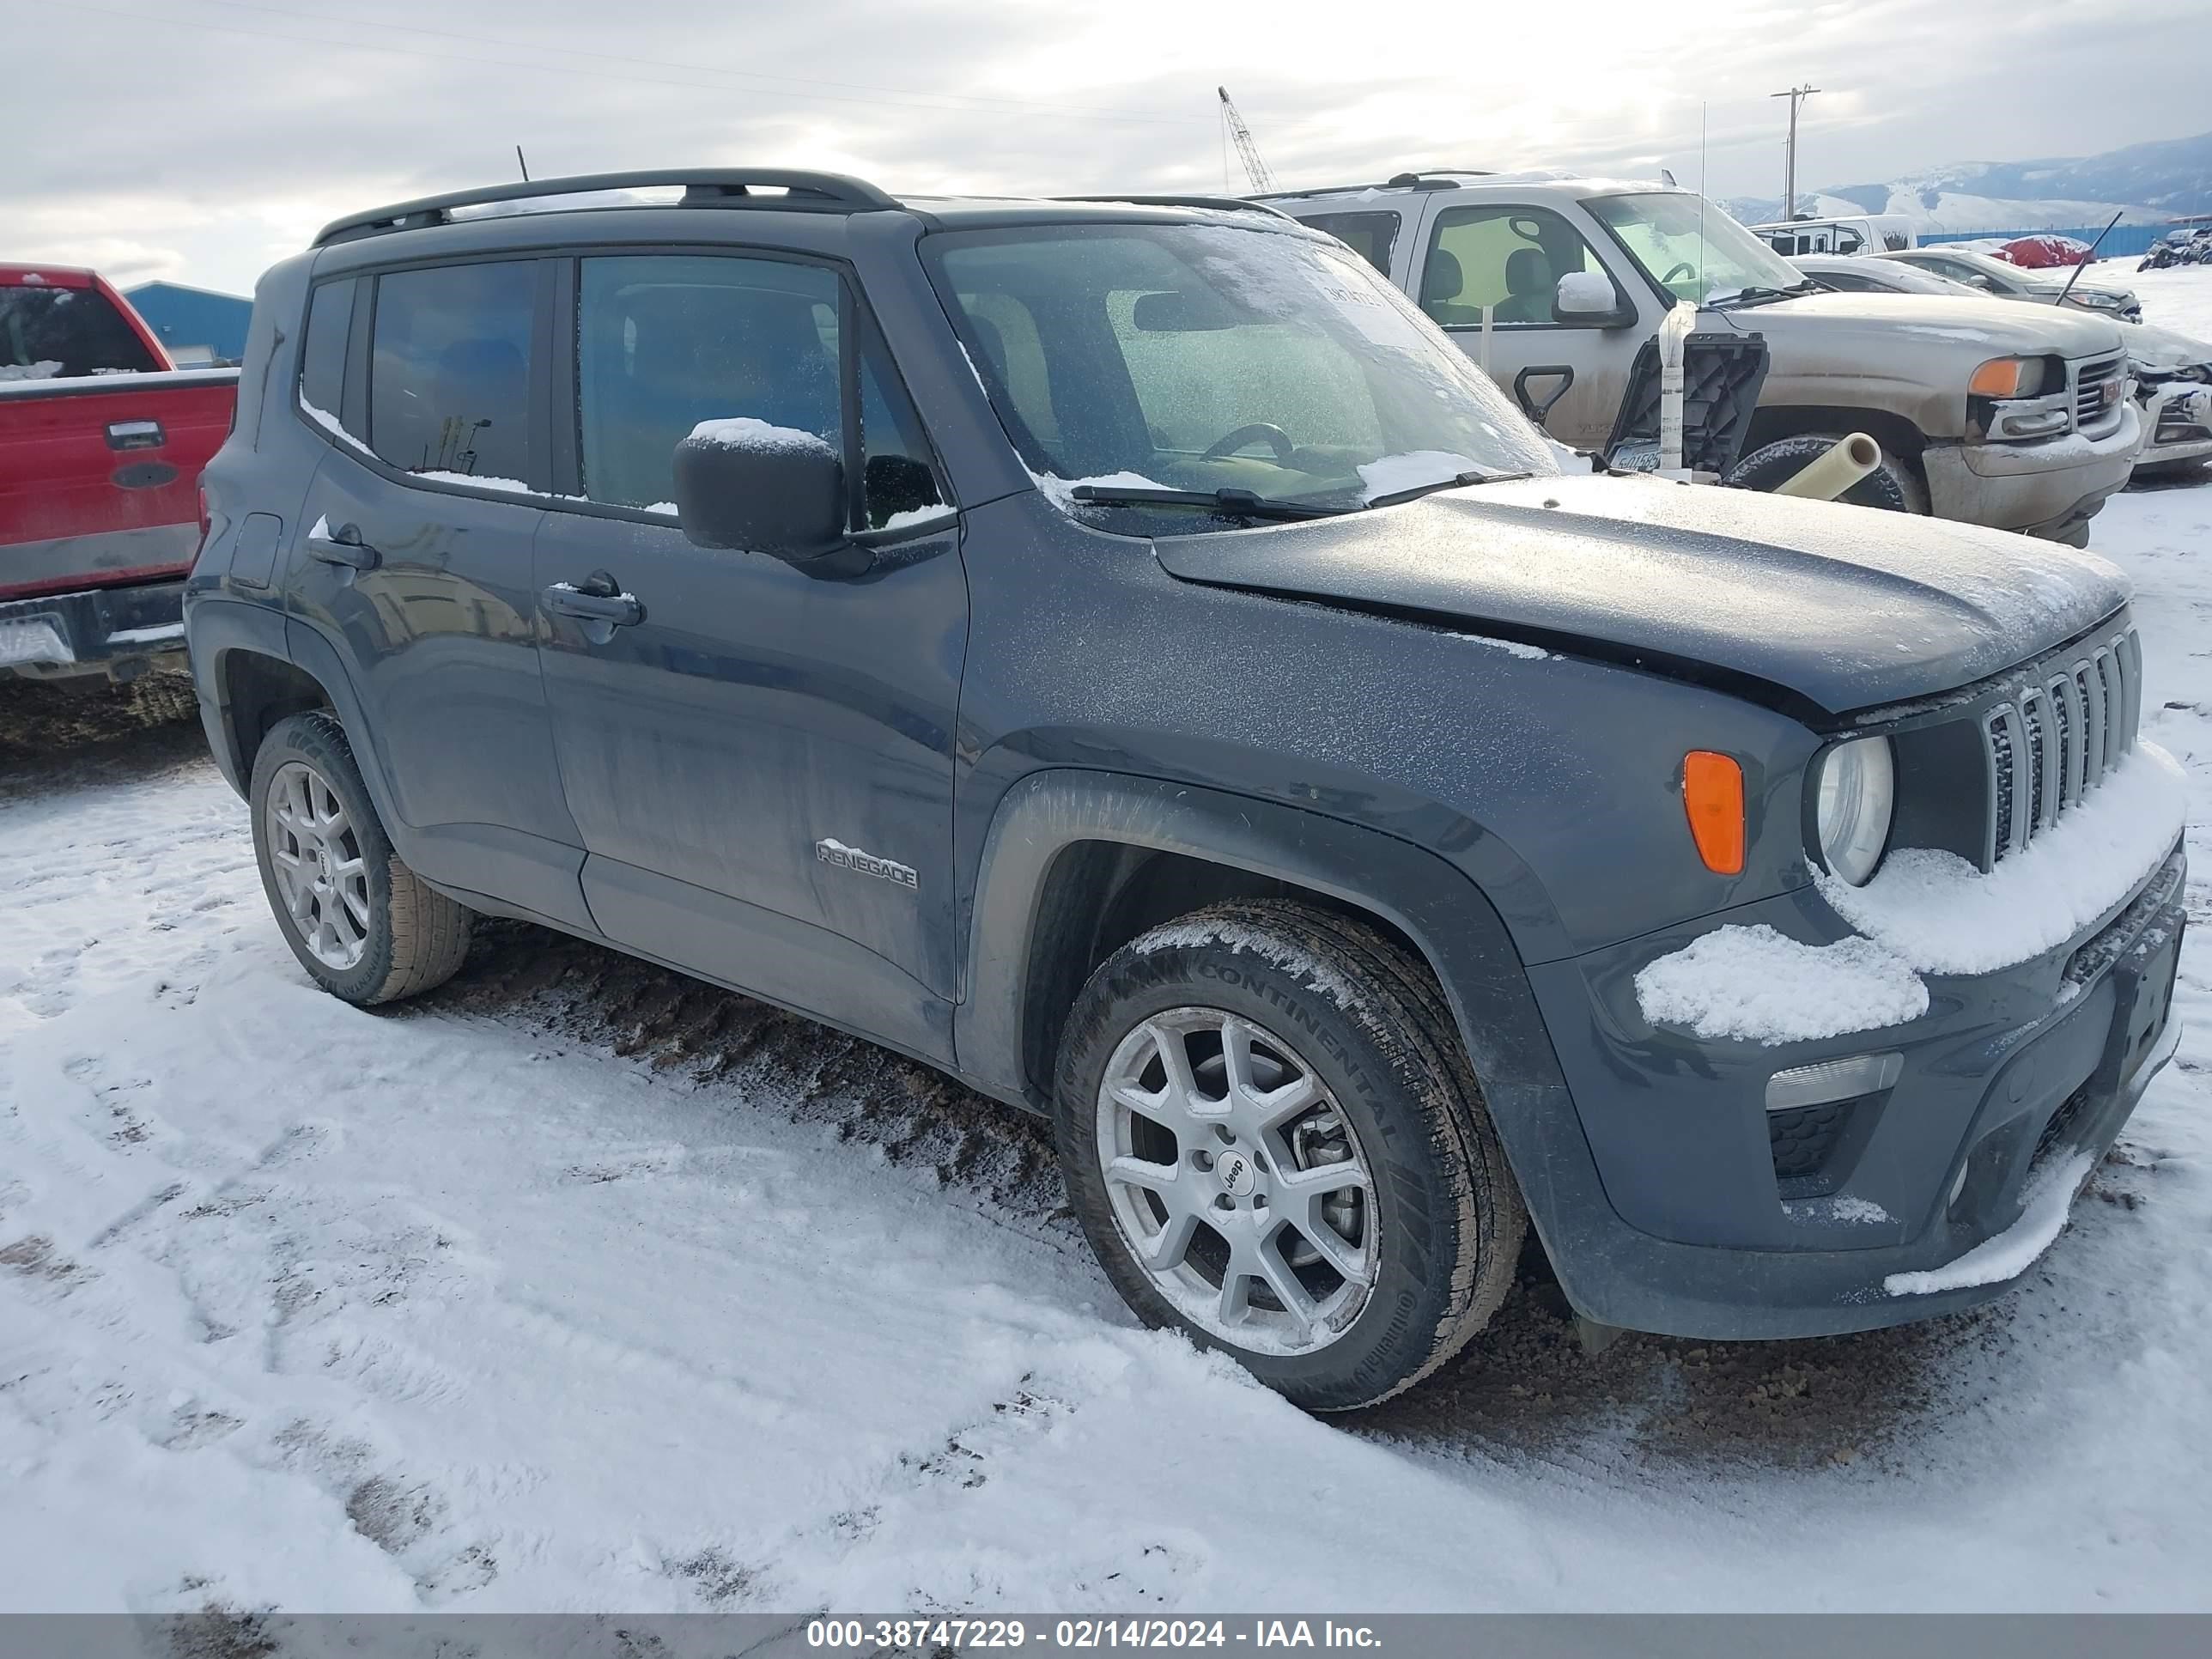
top-left (933, 222), bottom-right (1555, 531)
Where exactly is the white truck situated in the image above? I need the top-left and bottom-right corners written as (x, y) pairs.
top-left (1749, 212), bottom-right (1918, 256)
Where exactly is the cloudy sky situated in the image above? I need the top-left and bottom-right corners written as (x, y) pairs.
top-left (7, 0), bottom-right (2208, 294)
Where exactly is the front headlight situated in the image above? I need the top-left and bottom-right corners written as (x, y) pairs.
top-left (1968, 356), bottom-right (2048, 398)
top-left (1815, 736), bottom-right (1894, 885)
top-left (2073, 290), bottom-right (2122, 311)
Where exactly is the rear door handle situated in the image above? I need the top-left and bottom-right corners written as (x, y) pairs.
top-left (543, 578), bottom-right (642, 628)
top-left (306, 520), bottom-right (379, 570)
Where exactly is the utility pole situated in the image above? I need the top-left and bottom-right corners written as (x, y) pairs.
top-left (1769, 83), bottom-right (1820, 220)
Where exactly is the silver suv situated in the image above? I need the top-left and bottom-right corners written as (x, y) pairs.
top-left (1266, 172), bottom-right (2141, 544)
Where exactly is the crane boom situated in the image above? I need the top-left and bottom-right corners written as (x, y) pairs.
top-left (1217, 86), bottom-right (1276, 193)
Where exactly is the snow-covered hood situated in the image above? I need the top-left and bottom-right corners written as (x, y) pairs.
top-left (2125, 319), bottom-right (2212, 377)
top-left (1723, 289), bottom-right (2126, 361)
top-left (1152, 474), bottom-right (2130, 715)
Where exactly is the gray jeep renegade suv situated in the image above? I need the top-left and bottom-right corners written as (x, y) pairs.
top-left (185, 169), bottom-right (2185, 1412)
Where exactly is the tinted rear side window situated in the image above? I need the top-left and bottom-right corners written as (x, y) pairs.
top-left (369, 262), bottom-right (537, 484)
top-left (1298, 211), bottom-right (1401, 276)
top-left (299, 279), bottom-right (353, 418)
top-left (0, 284), bottom-right (161, 379)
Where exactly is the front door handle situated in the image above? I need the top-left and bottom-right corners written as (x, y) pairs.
top-left (307, 520), bottom-right (379, 570)
top-left (543, 576), bottom-right (642, 628)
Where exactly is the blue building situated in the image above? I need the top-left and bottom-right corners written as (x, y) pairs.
top-left (123, 281), bottom-right (252, 366)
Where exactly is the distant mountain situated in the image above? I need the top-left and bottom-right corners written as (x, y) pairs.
top-left (1723, 130), bottom-right (2212, 230)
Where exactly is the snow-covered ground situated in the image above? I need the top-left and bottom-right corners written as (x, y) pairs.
top-left (7, 279), bottom-right (2212, 1620)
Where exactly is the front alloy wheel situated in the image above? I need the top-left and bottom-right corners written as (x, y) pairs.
top-left (1097, 1007), bottom-right (1376, 1355)
top-left (1055, 898), bottom-right (1526, 1412)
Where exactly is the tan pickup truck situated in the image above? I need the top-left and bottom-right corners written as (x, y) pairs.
top-left (1264, 173), bottom-right (2138, 544)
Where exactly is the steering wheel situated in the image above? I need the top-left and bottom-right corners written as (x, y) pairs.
top-left (1200, 422), bottom-right (1295, 464)
top-left (1659, 260), bottom-right (1698, 287)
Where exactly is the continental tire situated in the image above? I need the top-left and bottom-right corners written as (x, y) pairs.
top-left (248, 710), bottom-right (472, 1005)
top-left (1054, 897), bottom-right (1525, 1412)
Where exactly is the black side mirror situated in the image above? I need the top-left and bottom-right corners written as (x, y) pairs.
top-left (672, 420), bottom-right (845, 562)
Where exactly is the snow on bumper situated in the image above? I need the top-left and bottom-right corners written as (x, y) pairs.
top-left (1815, 741), bottom-right (2187, 975)
top-left (1633, 743), bottom-right (2185, 1046)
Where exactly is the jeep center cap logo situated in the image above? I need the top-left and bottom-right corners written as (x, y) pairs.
top-left (1217, 1149), bottom-right (1256, 1197)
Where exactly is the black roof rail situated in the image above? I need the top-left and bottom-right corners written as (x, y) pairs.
top-left (313, 168), bottom-right (899, 247)
top-left (1383, 171), bottom-right (1490, 189)
top-left (1246, 182), bottom-right (1386, 203)
top-left (1054, 193), bottom-right (1298, 222)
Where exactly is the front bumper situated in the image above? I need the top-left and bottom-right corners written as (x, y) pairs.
top-left (0, 579), bottom-right (186, 679)
top-left (1923, 402), bottom-right (2141, 540)
top-left (2135, 382), bottom-right (2212, 469)
top-left (1517, 846), bottom-right (2185, 1340)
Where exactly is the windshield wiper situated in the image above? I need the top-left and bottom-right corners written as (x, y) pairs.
top-left (1708, 279), bottom-right (1820, 310)
top-left (1066, 484), bottom-right (1349, 520)
top-left (1363, 468), bottom-right (1532, 509)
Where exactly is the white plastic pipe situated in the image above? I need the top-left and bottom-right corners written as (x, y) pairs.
top-left (1775, 432), bottom-right (1883, 501)
top-left (1656, 301), bottom-right (1698, 477)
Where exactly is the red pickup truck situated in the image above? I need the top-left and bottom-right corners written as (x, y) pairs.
top-left (2, 264), bottom-right (237, 682)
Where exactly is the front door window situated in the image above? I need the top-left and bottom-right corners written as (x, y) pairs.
top-left (1419, 205), bottom-right (1620, 328)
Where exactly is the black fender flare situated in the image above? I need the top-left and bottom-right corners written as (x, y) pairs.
top-left (954, 769), bottom-right (1584, 1218)
top-left (182, 594), bottom-right (296, 797)
top-left (279, 615), bottom-right (417, 862)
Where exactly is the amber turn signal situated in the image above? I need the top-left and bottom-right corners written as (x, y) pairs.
top-left (1967, 356), bottom-right (2034, 398)
top-left (1682, 750), bottom-right (1745, 876)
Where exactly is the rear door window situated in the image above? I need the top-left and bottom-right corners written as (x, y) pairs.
top-left (0, 283), bottom-right (161, 380)
top-left (1297, 211), bottom-right (1401, 276)
top-left (298, 279), bottom-right (354, 420)
top-left (368, 261), bottom-right (538, 487)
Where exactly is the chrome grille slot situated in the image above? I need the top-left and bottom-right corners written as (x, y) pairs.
top-left (1982, 625), bottom-right (2140, 865)
top-left (1990, 711), bottom-right (2017, 855)
top-left (2050, 673), bottom-right (2079, 809)
top-left (2074, 356), bottom-right (2124, 428)
top-left (2019, 689), bottom-right (2051, 832)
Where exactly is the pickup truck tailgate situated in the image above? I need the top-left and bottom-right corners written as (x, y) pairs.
top-left (0, 368), bottom-right (240, 601)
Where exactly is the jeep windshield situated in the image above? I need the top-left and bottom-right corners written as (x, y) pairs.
top-left (923, 222), bottom-right (1555, 533)
top-left (1585, 191), bottom-right (1815, 309)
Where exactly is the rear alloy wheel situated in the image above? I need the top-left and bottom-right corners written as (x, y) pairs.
top-left (249, 711), bottom-right (472, 1005)
top-left (1055, 899), bottom-right (1525, 1412)
top-left (265, 759), bottom-right (371, 972)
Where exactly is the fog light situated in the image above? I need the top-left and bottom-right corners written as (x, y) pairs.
top-left (2000, 409), bottom-right (2070, 439)
top-left (1766, 1051), bottom-right (1903, 1112)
